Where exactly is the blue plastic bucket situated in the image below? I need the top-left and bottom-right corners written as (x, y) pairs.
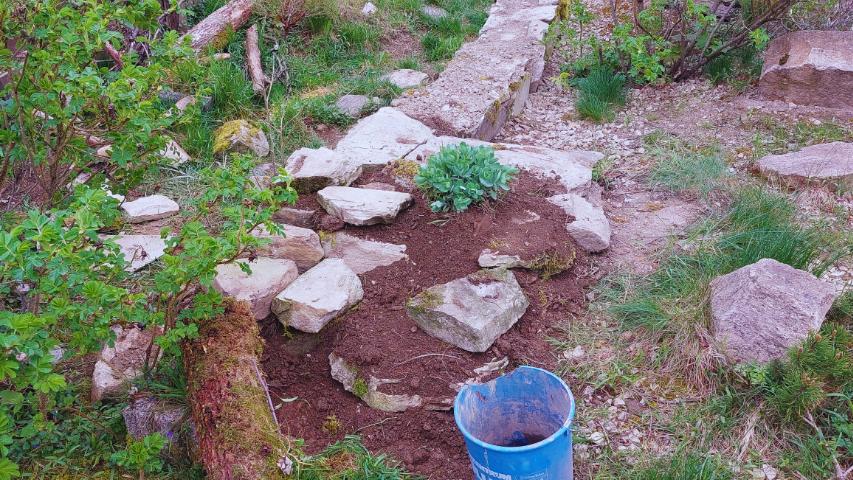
top-left (454, 366), bottom-right (575, 480)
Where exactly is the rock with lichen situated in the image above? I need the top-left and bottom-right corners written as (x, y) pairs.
top-left (213, 119), bottom-right (270, 157)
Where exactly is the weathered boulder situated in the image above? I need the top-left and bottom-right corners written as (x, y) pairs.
top-left (284, 147), bottom-right (362, 193)
top-left (329, 353), bottom-right (423, 412)
top-left (336, 94), bottom-right (371, 118)
top-left (251, 224), bottom-right (324, 271)
top-left (272, 259), bottom-right (364, 333)
top-left (336, 107), bottom-right (435, 171)
top-left (92, 325), bottom-right (162, 401)
top-left (213, 120), bottom-right (270, 157)
top-left (759, 30), bottom-right (853, 109)
top-left (321, 232), bottom-right (408, 274)
top-left (548, 193), bottom-right (611, 252)
top-left (214, 258), bottom-right (299, 319)
top-left (406, 269), bottom-right (529, 352)
top-left (709, 258), bottom-right (839, 364)
top-left (381, 69), bottom-right (429, 90)
top-left (111, 234), bottom-right (168, 272)
top-left (121, 195), bottom-right (179, 223)
top-left (123, 395), bottom-right (188, 441)
top-left (758, 142), bottom-right (853, 188)
top-left (317, 186), bottom-right (414, 226)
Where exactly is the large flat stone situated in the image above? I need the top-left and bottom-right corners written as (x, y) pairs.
top-left (317, 186), bottom-right (414, 226)
top-left (758, 142), bottom-right (853, 188)
top-left (272, 259), bottom-right (364, 333)
top-left (335, 107), bottom-right (435, 171)
top-left (394, 0), bottom-right (557, 140)
top-left (285, 147), bottom-right (363, 193)
top-left (710, 258), bottom-right (838, 364)
top-left (548, 193), bottom-right (611, 252)
top-left (759, 30), bottom-right (853, 109)
top-left (111, 234), bottom-right (168, 272)
top-left (321, 232), bottom-right (408, 274)
top-left (214, 258), bottom-right (299, 319)
top-left (121, 195), bottom-right (179, 223)
top-left (252, 224), bottom-right (324, 271)
top-left (406, 269), bottom-right (529, 352)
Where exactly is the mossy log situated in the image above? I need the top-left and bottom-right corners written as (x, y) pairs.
top-left (182, 299), bottom-right (291, 479)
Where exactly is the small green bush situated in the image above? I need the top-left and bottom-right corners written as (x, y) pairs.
top-left (415, 143), bottom-right (517, 212)
top-left (571, 67), bottom-right (627, 122)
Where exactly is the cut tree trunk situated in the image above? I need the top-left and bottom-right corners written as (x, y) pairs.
top-left (245, 24), bottom-right (268, 94)
top-left (182, 299), bottom-right (291, 480)
top-left (182, 0), bottom-right (255, 51)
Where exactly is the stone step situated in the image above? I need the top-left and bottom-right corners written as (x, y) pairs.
top-left (394, 0), bottom-right (558, 141)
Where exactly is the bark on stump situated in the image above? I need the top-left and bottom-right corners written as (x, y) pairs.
top-left (182, 299), bottom-right (290, 479)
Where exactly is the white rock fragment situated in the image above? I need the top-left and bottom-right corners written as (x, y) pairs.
top-left (548, 193), bottom-right (611, 252)
top-left (317, 186), bottom-right (414, 226)
top-left (121, 195), bottom-right (179, 223)
top-left (321, 232), bottom-right (408, 274)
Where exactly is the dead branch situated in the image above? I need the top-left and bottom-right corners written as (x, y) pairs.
top-left (245, 24), bottom-right (268, 94)
top-left (181, 0), bottom-right (255, 51)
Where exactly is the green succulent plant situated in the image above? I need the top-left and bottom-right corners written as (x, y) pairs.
top-left (414, 143), bottom-right (517, 213)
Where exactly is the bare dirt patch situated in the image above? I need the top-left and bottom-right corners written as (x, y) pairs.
top-left (261, 171), bottom-right (594, 478)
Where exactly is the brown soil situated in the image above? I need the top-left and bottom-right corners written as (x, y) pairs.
top-left (261, 171), bottom-right (593, 479)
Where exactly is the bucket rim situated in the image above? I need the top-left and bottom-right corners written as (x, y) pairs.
top-left (453, 365), bottom-right (575, 453)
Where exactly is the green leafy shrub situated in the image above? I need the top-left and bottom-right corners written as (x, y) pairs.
top-left (552, 0), bottom-right (791, 84)
top-left (110, 433), bottom-right (167, 477)
top-left (415, 143), bottom-right (517, 212)
top-left (570, 66), bottom-right (627, 122)
top-left (1, 155), bottom-right (297, 476)
top-left (0, 0), bottom-right (192, 206)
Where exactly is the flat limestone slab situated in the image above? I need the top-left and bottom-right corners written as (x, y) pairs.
top-left (406, 269), bottom-right (529, 352)
top-left (394, 0), bottom-right (558, 140)
top-left (272, 259), bottom-right (364, 333)
top-left (285, 147), bottom-right (363, 193)
top-left (214, 257), bottom-right (299, 319)
top-left (121, 195), bottom-right (179, 223)
top-left (335, 107), bottom-right (434, 171)
top-left (321, 232), bottom-right (408, 274)
top-left (758, 142), bottom-right (853, 188)
top-left (317, 186), bottom-right (414, 226)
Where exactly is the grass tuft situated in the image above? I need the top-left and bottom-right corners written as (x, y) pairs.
top-left (571, 66), bottom-right (627, 123)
